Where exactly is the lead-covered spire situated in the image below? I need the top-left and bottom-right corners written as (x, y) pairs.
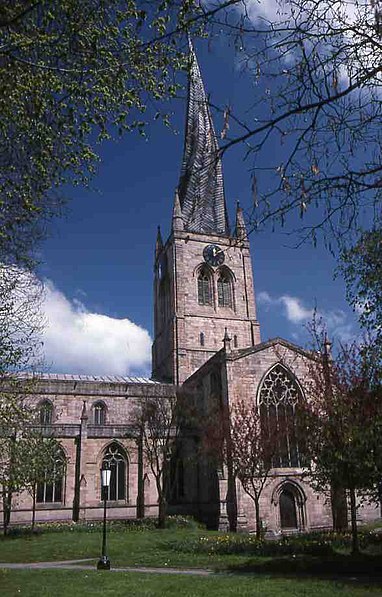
top-left (178, 40), bottom-right (229, 236)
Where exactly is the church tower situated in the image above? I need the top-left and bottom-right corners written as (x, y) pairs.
top-left (152, 44), bottom-right (261, 384)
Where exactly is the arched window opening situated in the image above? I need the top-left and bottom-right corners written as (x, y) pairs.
top-left (37, 447), bottom-right (66, 504)
top-left (94, 402), bottom-right (106, 426)
top-left (197, 269), bottom-right (212, 306)
top-left (39, 400), bottom-right (53, 426)
top-left (200, 332), bottom-right (205, 346)
top-left (217, 273), bottom-right (233, 308)
top-left (280, 488), bottom-right (298, 529)
top-left (102, 443), bottom-right (128, 501)
top-left (258, 364), bottom-right (303, 468)
top-left (233, 334), bottom-right (238, 348)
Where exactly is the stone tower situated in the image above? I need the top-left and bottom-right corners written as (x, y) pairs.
top-left (152, 44), bottom-right (261, 384)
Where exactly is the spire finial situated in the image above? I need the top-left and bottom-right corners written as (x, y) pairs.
top-left (155, 225), bottom-right (163, 258)
top-left (235, 200), bottom-right (247, 241)
top-left (172, 189), bottom-right (184, 232)
top-left (223, 327), bottom-right (231, 352)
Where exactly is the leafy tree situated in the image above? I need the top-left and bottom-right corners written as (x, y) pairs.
top-left (0, 266), bottom-right (44, 534)
top-left (340, 228), bottom-right (382, 346)
top-left (301, 323), bottom-right (382, 554)
top-left (21, 433), bottom-right (65, 531)
top-left (0, 0), bottom-right (207, 265)
top-left (228, 399), bottom-right (279, 539)
top-left (200, 0), bottom-right (382, 248)
top-left (131, 390), bottom-right (183, 528)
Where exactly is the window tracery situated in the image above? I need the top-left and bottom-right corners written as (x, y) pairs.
top-left (259, 364), bottom-right (303, 468)
top-left (37, 447), bottom-right (66, 504)
top-left (102, 443), bottom-right (128, 501)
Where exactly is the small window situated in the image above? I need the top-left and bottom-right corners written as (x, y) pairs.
top-left (197, 269), bottom-right (212, 306)
top-left (39, 401), bottom-right (53, 426)
top-left (37, 447), bottom-right (66, 504)
top-left (217, 273), bottom-right (233, 308)
top-left (94, 402), bottom-right (106, 426)
top-left (233, 335), bottom-right (238, 348)
top-left (200, 332), bottom-right (205, 346)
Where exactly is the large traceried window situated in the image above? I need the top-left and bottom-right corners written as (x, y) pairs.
top-left (36, 447), bottom-right (66, 504)
top-left (102, 443), bottom-right (128, 501)
top-left (217, 271), bottom-right (233, 308)
top-left (259, 364), bottom-right (303, 468)
top-left (197, 268), bottom-right (212, 306)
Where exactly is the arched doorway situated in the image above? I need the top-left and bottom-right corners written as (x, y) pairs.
top-left (273, 481), bottom-right (306, 531)
top-left (279, 488), bottom-right (298, 529)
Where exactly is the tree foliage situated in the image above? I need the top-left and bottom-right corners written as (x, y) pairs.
top-left (301, 322), bottom-right (382, 553)
top-left (131, 390), bottom-right (184, 528)
top-left (340, 228), bottom-right (382, 345)
top-left (0, 0), bottom-right (207, 265)
top-left (202, 0), bottom-right (382, 247)
top-left (229, 399), bottom-right (278, 539)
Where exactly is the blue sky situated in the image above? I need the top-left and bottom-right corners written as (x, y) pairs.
top-left (36, 37), bottom-right (359, 377)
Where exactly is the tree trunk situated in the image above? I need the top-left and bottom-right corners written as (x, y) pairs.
top-left (331, 482), bottom-right (348, 531)
top-left (158, 495), bottom-right (167, 529)
top-left (349, 487), bottom-right (359, 555)
top-left (254, 496), bottom-right (262, 540)
top-left (3, 489), bottom-right (12, 536)
top-left (31, 486), bottom-right (36, 531)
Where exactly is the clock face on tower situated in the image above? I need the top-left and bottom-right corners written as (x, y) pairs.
top-left (203, 244), bottom-right (225, 267)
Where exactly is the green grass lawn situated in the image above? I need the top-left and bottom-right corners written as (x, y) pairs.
top-left (1, 569), bottom-right (382, 597)
top-left (1, 526), bottom-right (382, 596)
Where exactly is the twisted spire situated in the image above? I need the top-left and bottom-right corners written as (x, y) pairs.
top-left (178, 40), bottom-right (229, 235)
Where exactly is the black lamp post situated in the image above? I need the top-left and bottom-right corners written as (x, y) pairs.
top-left (97, 462), bottom-right (111, 570)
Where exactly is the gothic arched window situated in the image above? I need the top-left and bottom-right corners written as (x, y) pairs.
top-left (37, 446), bottom-right (66, 504)
top-left (258, 364), bottom-right (303, 468)
top-left (197, 269), bottom-right (212, 305)
top-left (217, 272), bottom-right (233, 308)
top-left (102, 443), bottom-right (128, 501)
top-left (200, 332), bottom-right (205, 346)
top-left (39, 400), bottom-right (53, 426)
top-left (94, 401), bottom-right (106, 426)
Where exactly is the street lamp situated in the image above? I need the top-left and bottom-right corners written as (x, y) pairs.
top-left (97, 462), bottom-right (111, 570)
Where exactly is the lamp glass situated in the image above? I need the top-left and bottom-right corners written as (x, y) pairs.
top-left (101, 467), bottom-right (111, 488)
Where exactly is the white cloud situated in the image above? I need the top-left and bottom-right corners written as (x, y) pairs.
top-left (41, 280), bottom-right (152, 376)
top-left (280, 295), bottom-right (313, 323)
top-left (257, 290), bottom-right (355, 342)
top-left (258, 291), bottom-right (312, 323)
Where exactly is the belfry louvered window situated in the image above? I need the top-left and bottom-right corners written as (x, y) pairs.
top-left (217, 273), bottom-right (232, 308)
top-left (259, 364), bottom-right (303, 468)
top-left (198, 270), bottom-right (212, 305)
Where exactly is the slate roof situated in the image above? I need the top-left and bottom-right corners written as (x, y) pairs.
top-left (178, 41), bottom-right (229, 236)
top-left (15, 372), bottom-right (163, 385)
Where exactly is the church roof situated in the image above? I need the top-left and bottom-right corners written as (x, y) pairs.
top-left (14, 372), bottom-right (163, 385)
top-left (177, 41), bottom-right (229, 236)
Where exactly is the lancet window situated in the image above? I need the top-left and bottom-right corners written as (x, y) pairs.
top-left (258, 364), bottom-right (303, 468)
top-left (94, 401), bottom-right (106, 426)
top-left (197, 268), bottom-right (212, 306)
top-left (102, 443), bottom-right (128, 501)
top-left (217, 272), bottom-right (233, 308)
top-left (39, 400), bottom-right (53, 426)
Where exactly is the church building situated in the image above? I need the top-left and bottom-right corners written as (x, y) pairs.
top-left (5, 45), bottom-right (379, 533)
